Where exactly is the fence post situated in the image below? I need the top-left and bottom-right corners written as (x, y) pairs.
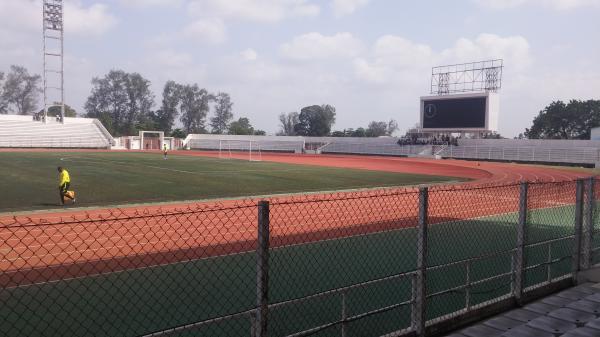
top-left (341, 291), bottom-right (348, 337)
top-left (255, 201), bottom-right (270, 337)
top-left (465, 261), bottom-right (471, 311)
top-left (413, 187), bottom-right (428, 336)
top-left (573, 180), bottom-right (585, 282)
top-left (515, 182), bottom-right (528, 305)
top-left (582, 177), bottom-right (595, 270)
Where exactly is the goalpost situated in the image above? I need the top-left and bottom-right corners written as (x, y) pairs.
top-left (139, 131), bottom-right (164, 150)
top-left (218, 139), bottom-right (262, 162)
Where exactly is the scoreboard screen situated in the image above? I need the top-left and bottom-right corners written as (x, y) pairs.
top-left (422, 96), bottom-right (487, 129)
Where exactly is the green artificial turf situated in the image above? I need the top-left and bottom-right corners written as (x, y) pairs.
top-left (0, 152), bottom-right (458, 212)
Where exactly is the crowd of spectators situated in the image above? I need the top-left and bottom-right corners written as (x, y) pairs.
top-left (397, 135), bottom-right (459, 146)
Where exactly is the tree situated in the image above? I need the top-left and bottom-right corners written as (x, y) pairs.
top-left (84, 70), bottom-right (155, 136)
top-left (330, 130), bottom-right (346, 137)
top-left (210, 92), bottom-right (234, 134)
top-left (254, 129), bottom-right (266, 136)
top-left (155, 81), bottom-right (181, 134)
top-left (351, 127), bottom-right (366, 137)
top-left (277, 112), bottom-right (299, 136)
top-left (387, 119), bottom-right (399, 135)
top-left (366, 121), bottom-right (388, 137)
top-left (365, 119), bottom-right (398, 137)
top-left (524, 100), bottom-right (600, 139)
top-left (294, 104), bottom-right (336, 136)
top-left (170, 128), bottom-right (186, 139)
top-left (0, 72), bottom-right (6, 114)
top-left (2, 65), bottom-right (42, 114)
top-left (228, 117), bottom-right (255, 135)
top-left (179, 84), bottom-right (212, 134)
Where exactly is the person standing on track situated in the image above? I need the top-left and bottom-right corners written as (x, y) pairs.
top-left (163, 144), bottom-right (168, 160)
top-left (57, 166), bottom-right (75, 205)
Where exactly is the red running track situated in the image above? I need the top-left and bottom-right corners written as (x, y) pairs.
top-left (0, 150), bottom-right (592, 285)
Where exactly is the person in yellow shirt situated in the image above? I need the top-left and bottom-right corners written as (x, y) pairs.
top-left (163, 144), bottom-right (168, 160)
top-left (57, 166), bottom-right (75, 205)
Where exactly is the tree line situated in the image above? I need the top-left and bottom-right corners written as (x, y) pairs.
top-left (0, 65), bottom-right (265, 137)
top-left (277, 108), bottom-right (398, 138)
top-left (0, 64), bottom-right (399, 139)
top-left (6, 65), bottom-right (597, 140)
top-left (523, 100), bottom-right (600, 140)
top-left (84, 70), bottom-right (265, 137)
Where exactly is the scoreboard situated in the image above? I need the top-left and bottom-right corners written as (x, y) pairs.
top-left (420, 92), bottom-right (499, 132)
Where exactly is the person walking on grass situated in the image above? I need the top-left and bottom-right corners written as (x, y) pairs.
top-left (57, 166), bottom-right (75, 205)
top-left (163, 144), bottom-right (168, 160)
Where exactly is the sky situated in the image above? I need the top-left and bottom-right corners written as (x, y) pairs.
top-left (0, 0), bottom-right (599, 137)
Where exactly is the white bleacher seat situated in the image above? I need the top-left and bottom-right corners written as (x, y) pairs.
top-left (0, 114), bottom-right (114, 148)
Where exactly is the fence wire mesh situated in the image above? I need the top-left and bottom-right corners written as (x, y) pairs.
top-left (525, 181), bottom-right (577, 289)
top-left (425, 183), bottom-right (520, 324)
top-left (0, 179), bottom-right (596, 337)
top-left (268, 189), bottom-right (419, 337)
top-left (0, 202), bottom-right (258, 337)
top-left (592, 178), bottom-right (600, 265)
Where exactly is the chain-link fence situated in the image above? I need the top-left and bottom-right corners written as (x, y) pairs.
top-left (0, 178), bottom-right (597, 337)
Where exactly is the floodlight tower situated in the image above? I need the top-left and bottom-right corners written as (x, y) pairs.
top-left (43, 0), bottom-right (65, 123)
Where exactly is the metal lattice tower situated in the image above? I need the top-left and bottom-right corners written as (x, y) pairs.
top-left (430, 59), bottom-right (503, 95)
top-left (484, 67), bottom-right (501, 92)
top-left (43, 0), bottom-right (65, 123)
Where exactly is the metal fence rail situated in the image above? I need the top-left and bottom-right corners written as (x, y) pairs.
top-left (441, 145), bottom-right (600, 164)
top-left (1, 178), bottom-right (598, 337)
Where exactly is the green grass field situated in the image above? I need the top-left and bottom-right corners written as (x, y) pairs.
top-left (0, 205), bottom-right (583, 337)
top-left (0, 152), bottom-right (458, 213)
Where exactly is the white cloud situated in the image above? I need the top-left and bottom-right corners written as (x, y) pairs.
top-left (331, 0), bottom-right (370, 17)
top-left (549, 0), bottom-right (600, 9)
top-left (0, 1), bottom-right (39, 33)
top-left (474, 0), bottom-right (600, 10)
top-left (147, 50), bottom-right (194, 68)
top-left (182, 18), bottom-right (227, 44)
top-left (281, 32), bottom-right (364, 60)
top-left (354, 33), bottom-right (531, 84)
top-left (144, 18), bottom-right (227, 48)
top-left (441, 34), bottom-right (531, 70)
top-left (353, 35), bottom-right (434, 83)
top-left (187, 0), bottom-right (320, 22)
top-left (120, 0), bottom-right (184, 7)
top-left (241, 48), bottom-right (258, 61)
top-left (65, 1), bottom-right (118, 36)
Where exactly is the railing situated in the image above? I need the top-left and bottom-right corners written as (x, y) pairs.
top-left (0, 136), bottom-right (111, 148)
top-left (444, 145), bottom-right (600, 164)
top-left (188, 139), bottom-right (304, 153)
top-left (1, 179), bottom-right (598, 337)
top-left (92, 118), bottom-right (116, 146)
top-left (321, 143), bottom-right (431, 156)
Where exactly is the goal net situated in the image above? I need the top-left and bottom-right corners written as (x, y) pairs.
top-left (218, 139), bottom-right (262, 161)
